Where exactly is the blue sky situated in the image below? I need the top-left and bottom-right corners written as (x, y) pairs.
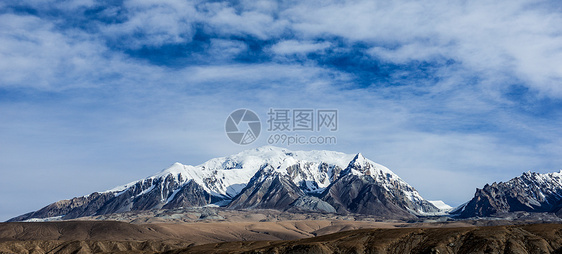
top-left (1, 0), bottom-right (562, 221)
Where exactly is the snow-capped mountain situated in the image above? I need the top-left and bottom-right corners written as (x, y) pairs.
top-left (452, 171), bottom-right (562, 218)
top-left (110, 146), bottom-right (353, 198)
top-left (9, 146), bottom-right (440, 221)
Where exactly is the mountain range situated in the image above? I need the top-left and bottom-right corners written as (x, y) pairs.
top-left (9, 146), bottom-right (442, 222)
top-left (10, 146), bottom-right (562, 222)
top-left (453, 170), bottom-right (562, 218)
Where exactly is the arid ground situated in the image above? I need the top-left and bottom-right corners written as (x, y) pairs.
top-left (2, 210), bottom-right (562, 254)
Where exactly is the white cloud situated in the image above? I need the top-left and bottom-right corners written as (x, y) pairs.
top-left (368, 43), bottom-right (445, 64)
top-left (281, 0), bottom-right (562, 97)
top-left (102, 0), bottom-right (198, 48)
top-left (13, 0), bottom-right (96, 12)
top-left (0, 14), bottom-right (104, 89)
top-left (178, 63), bottom-right (347, 87)
top-left (9, 0), bottom-right (562, 98)
top-left (270, 40), bottom-right (331, 55)
top-left (207, 39), bottom-right (248, 60)
top-left (0, 12), bottom-right (178, 91)
top-left (201, 3), bottom-right (288, 40)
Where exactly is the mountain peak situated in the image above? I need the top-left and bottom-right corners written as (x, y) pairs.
top-left (351, 153), bottom-right (366, 165)
top-left (158, 162), bottom-right (185, 175)
top-left (343, 152), bottom-right (372, 176)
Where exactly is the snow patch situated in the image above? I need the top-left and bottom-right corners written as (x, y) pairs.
top-left (23, 216), bottom-right (64, 222)
top-left (429, 200), bottom-right (454, 211)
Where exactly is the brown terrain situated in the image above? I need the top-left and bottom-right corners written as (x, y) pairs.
top-left (2, 208), bottom-right (562, 253)
top-left (2, 216), bottom-right (562, 253)
top-left (0, 219), bottom-right (404, 253)
top-left (177, 223), bottom-right (562, 254)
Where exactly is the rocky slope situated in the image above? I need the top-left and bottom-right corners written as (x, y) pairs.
top-left (453, 171), bottom-right (562, 218)
top-left (321, 154), bottom-right (439, 218)
top-left (9, 146), bottom-right (441, 221)
top-left (172, 224), bottom-right (562, 254)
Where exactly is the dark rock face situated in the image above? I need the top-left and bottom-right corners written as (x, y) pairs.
top-left (227, 156), bottom-right (439, 219)
top-left (454, 171), bottom-right (562, 218)
top-left (321, 174), bottom-right (416, 219)
top-left (8, 178), bottom-right (218, 222)
top-left (8, 192), bottom-right (115, 222)
top-left (288, 196), bottom-right (336, 213)
top-left (318, 154), bottom-right (439, 218)
top-left (284, 162), bottom-right (342, 193)
top-left (163, 180), bottom-right (223, 209)
top-left (227, 165), bottom-right (304, 210)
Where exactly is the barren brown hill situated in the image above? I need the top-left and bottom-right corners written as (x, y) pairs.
top-left (0, 220), bottom-right (401, 253)
top-left (3, 220), bottom-right (559, 253)
top-left (174, 224), bottom-right (562, 254)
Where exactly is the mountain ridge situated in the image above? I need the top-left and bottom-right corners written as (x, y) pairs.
top-left (453, 170), bottom-right (562, 218)
top-left (9, 146), bottom-right (442, 222)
